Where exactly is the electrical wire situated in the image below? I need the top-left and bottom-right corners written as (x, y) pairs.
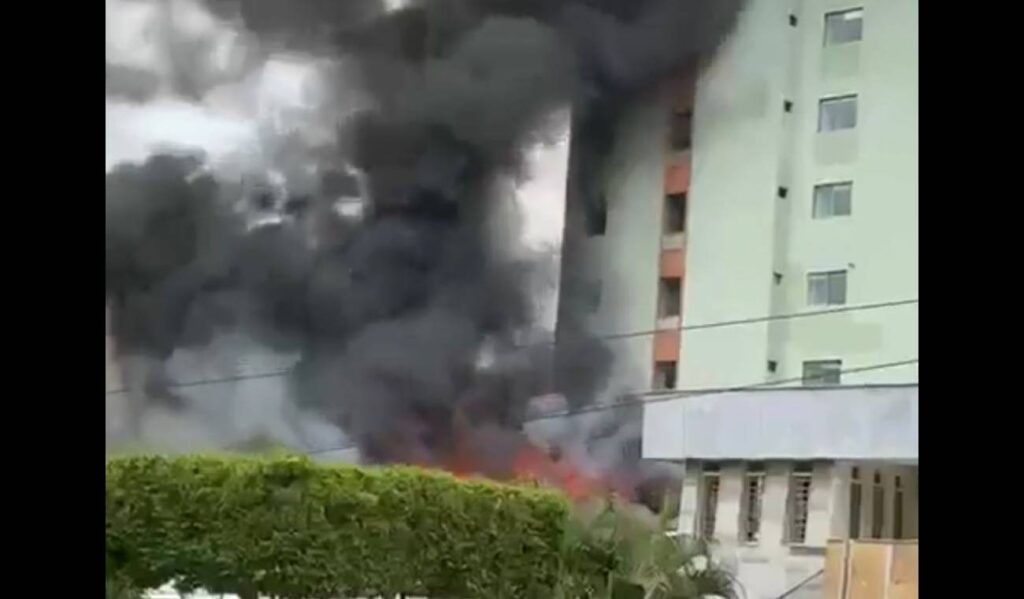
top-left (105, 298), bottom-right (917, 396)
top-left (303, 357), bottom-right (918, 456)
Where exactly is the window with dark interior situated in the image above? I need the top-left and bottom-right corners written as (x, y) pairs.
top-left (818, 95), bottom-right (858, 132)
top-left (658, 277), bottom-right (682, 318)
top-left (824, 8), bottom-right (863, 46)
top-left (664, 193), bottom-right (687, 233)
top-left (653, 361), bottom-right (678, 390)
top-left (802, 360), bottom-right (842, 386)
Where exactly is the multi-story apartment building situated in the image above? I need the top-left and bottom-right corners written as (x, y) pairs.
top-left (556, 1), bottom-right (918, 597)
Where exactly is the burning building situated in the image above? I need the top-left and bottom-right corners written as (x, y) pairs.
top-left (105, 0), bottom-right (745, 503)
top-left (554, 1), bottom-right (919, 597)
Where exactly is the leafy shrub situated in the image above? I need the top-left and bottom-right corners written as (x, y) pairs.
top-left (558, 499), bottom-right (738, 599)
top-left (106, 454), bottom-right (573, 598)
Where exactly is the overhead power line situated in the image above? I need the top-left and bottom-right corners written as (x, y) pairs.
top-left (304, 357), bottom-right (919, 456)
top-left (105, 298), bottom-right (917, 395)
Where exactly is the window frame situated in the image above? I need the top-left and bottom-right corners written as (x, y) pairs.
top-left (818, 95), bottom-right (858, 132)
top-left (824, 8), bottom-right (864, 46)
top-left (658, 277), bottom-right (683, 318)
top-left (802, 359), bottom-right (843, 386)
top-left (807, 270), bottom-right (848, 306)
top-left (653, 361), bottom-right (678, 390)
top-left (664, 193), bottom-right (688, 234)
top-left (812, 182), bottom-right (853, 219)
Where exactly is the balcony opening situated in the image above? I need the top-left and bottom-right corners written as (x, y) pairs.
top-left (658, 277), bottom-right (682, 318)
top-left (653, 361), bottom-right (677, 390)
top-left (664, 193), bottom-right (687, 234)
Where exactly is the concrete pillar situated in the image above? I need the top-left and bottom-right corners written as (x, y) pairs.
top-left (760, 461), bottom-right (789, 547)
top-left (892, 464), bottom-right (919, 539)
top-left (716, 463), bottom-right (744, 542)
top-left (827, 462), bottom-right (854, 540)
top-left (882, 466), bottom-right (898, 539)
top-left (677, 460), bottom-right (701, 536)
top-left (855, 463), bottom-right (872, 540)
top-left (805, 462), bottom-right (835, 546)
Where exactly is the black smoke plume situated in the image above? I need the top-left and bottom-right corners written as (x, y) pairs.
top-left (107, 0), bottom-right (743, 480)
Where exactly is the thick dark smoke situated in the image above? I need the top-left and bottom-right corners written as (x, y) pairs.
top-left (107, 0), bottom-right (743, 479)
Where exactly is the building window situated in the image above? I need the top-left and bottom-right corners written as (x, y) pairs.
top-left (786, 463), bottom-right (813, 544)
top-left (767, 360), bottom-right (778, 373)
top-left (741, 463), bottom-right (766, 543)
top-left (697, 463), bottom-right (721, 540)
top-left (871, 472), bottom-right (885, 539)
top-left (807, 270), bottom-right (847, 305)
top-left (664, 193), bottom-right (687, 234)
top-left (658, 277), bottom-right (682, 318)
top-left (893, 475), bottom-right (904, 539)
top-left (818, 95), bottom-right (858, 132)
top-left (670, 111), bottom-right (693, 151)
top-left (802, 360), bottom-right (842, 386)
top-left (813, 182), bottom-right (853, 218)
top-left (824, 9), bottom-right (864, 46)
top-left (586, 194), bottom-right (607, 236)
top-left (777, 186), bottom-right (789, 199)
top-left (653, 361), bottom-right (677, 390)
top-left (784, 99), bottom-right (794, 112)
top-left (849, 467), bottom-right (862, 539)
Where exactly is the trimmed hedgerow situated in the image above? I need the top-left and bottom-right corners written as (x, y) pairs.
top-left (106, 454), bottom-right (575, 598)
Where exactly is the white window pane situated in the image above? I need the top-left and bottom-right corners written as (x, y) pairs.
top-left (832, 183), bottom-right (853, 216)
top-left (828, 271), bottom-right (847, 304)
top-left (807, 274), bottom-right (828, 304)
top-left (812, 186), bottom-right (831, 218)
top-left (833, 192), bottom-right (852, 216)
top-left (823, 362), bottom-right (842, 384)
top-left (833, 183), bottom-right (853, 202)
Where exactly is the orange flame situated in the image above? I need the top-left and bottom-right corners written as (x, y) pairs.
top-left (394, 408), bottom-right (636, 502)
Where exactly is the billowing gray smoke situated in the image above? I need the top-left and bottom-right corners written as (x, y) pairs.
top-left (106, 0), bottom-right (743, 485)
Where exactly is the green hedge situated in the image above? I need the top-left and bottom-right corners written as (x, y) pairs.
top-left (106, 454), bottom-right (580, 598)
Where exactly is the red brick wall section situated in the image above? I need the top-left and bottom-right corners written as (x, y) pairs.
top-left (653, 330), bottom-right (681, 362)
top-left (664, 155), bottom-right (691, 195)
top-left (660, 249), bottom-right (685, 279)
